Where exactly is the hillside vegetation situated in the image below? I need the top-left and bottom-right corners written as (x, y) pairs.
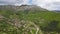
top-left (0, 5), bottom-right (60, 34)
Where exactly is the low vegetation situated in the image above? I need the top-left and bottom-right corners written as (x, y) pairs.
top-left (0, 5), bottom-right (60, 34)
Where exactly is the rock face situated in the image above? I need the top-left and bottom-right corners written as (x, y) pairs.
top-left (0, 5), bottom-right (47, 12)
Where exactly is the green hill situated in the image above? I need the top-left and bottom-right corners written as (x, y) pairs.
top-left (0, 5), bottom-right (60, 34)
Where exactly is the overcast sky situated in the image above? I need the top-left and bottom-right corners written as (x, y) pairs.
top-left (0, 0), bottom-right (60, 10)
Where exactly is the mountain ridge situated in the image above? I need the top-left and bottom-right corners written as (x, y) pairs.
top-left (0, 5), bottom-right (48, 12)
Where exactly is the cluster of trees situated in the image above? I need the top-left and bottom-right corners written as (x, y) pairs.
top-left (40, 20), bottom-right (60, 34)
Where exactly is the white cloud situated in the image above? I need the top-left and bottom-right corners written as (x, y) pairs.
top-left (0, 0), bottom-right (24, 5)
top-left (0, 0), bottom-right (30, 5)
top-left (14, 0), bottom-right (30, 6)
top-left (32, 0), bottom-right (60, 10)
top-left (23, 0), bottom-right (29, 4)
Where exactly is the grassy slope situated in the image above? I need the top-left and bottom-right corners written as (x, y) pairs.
top-left (0, 10), bottom-right (60, 34)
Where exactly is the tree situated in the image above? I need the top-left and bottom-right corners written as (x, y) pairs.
top-left (40, 20), bottom-right (59, 34)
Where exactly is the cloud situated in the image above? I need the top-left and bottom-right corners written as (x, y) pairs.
top-left (0, 0), bottom-right (24, 5)
top-left (0, 0), bottom-right (32, 5)
top-left (31, 0), bottom-right (60, 10)
top-left (0, 0), bottom-right (31, 5)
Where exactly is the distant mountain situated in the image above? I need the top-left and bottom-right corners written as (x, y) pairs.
top-left (0, 5), bottom-right (48, 12)
top-left (52, 10), bottom-right (60, 13)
